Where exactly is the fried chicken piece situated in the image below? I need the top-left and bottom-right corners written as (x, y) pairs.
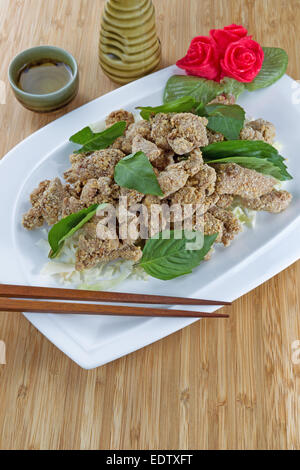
top-left (192, 210), bottom-right (223, 258)
top-left (167, 113), bottom-right (209, 154)
top-left (118, 120), bottom-right (152, 154)
top-left (214, 163), bottom-right (277, 199)
top-left (61, 197), bottom-right (84, 218)
top-left (150, 113), bottom-right (174, 150)
top-left (39, 178), bottom-right (65, 225)
top-left (189, 164), bottom-right (216, 196)
top-left (181, 149), bottom-right (204, 176)
top-left (76, 237), bottom-right (119, 270)
top-left (132, 135), bottom-right (163, 164)
top-left (240, 119), bottom-right (276, 145)
top-left (171, 186), bottom-right (205, 206)
top-left (217, 194), bottom-right (234, 208)
top-left (158, 167), bottom-right (189, 199)
top-left (158, 150), bottom-right (203, 198)
top-left (22, 177), bottom-right (65, 229)
top-left (202, 192), bottom-right (220, 214)
top-left (203, 212), bottom-right (223, 243)
top-left (75, 217), bottom-right (142, 271)
top-left (72, 181), bottom-right (84, 197)
top-left (142, 194), bottom-right (168, 237)
top-left (79, 176), bottom-right (117, 206)
top-left (117, 207), bottom-right (141, 244)
top-left (237, 190), bottom-right (292, 213)
top-left (79, 179), bottom-right (100, 206)
top-left (98, 176), bottom-right (115, 198)
top-left (154, 151), bottom-right (175, 171)
top-left (120, 187), bottom-right (144, 207)
top-left (105, 109), bottom-right (134, 130)
top-left (64, 149), bottom-right (124, 184)
top-left (208, 206), bottom-right (242, 246)
top-left (170, 186), bottom-right (206, 223)
top-left (29, 180), bottom-right (50, 205)
top-left (22, 208), bottom-right (44, 230)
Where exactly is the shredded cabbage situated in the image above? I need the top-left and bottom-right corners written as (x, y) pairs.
top-left (37, 230), bottom-right (148, 290)
top-left (232, 206), bottom-right (256, 228)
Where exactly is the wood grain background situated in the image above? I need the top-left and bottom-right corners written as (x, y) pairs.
top-left (0, 0), bottom-right (300, 450)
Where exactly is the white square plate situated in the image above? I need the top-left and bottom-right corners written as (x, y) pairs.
top-left (1, 66), bottom-right (300, 369)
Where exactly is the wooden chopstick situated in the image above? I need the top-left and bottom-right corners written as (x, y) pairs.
top-left (0, 298), bottom-right (229, 318)
top-left (0, 284), bottom-right (231, 306)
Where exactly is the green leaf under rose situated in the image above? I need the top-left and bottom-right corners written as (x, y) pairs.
top-left (164, 48), bottom-right (288, 104)
top-left (163, 76), bottom-right (246, 105)
top-left (164, 75), bottom-right (224, 105)
top-left (245, 47), bottom-right (288, 91)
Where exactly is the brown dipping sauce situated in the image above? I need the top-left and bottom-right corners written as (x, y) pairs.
top-left (17, 59), bottom-right (73, 95)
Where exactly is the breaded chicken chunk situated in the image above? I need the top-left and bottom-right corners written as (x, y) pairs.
top-left (64, 149), bottom-right (124, 183)
top-left (158, 150), bottom-right (203, 198)
top-left (75, 217), bottom-right (142, 271)
top-left (237, 190), bottom-right (292, 213)
top-left (118, 120), bottom-right (152, 154)
top-left (23, 177), bottom-right (65, 229)
top-left (203, 212), bottom-right (223, 243)
top-left (214, 163), bottom-right (277, 199)
top-left (150, 113), bottom-right (174, 150)
top-left (240, 119), bottom-right (276, 145)
top-left (209, 206), bottom-right (242, 246)
top-left (132, 135), bottom-right (164, 165)
top-left (189, 164), bottom-right (216, 196)
top-left (105, 109), bottom-right (134, 130)
top-left (167, 113), bottom-right (209, 154)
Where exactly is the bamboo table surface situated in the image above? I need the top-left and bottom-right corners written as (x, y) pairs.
top-left (0, 0), bottom-right (300, 450)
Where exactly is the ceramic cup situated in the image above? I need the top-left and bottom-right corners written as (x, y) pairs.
top-left (8, 45), bottom-right (79, 112)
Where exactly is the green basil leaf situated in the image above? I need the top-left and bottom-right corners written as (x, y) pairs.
top-left (70, 122), bottom-right (127, 154)
top-left (220, 77), bottom-right (246, 99)
top-left (140, 230), bottom-right (218, 280)
top-left (246, 47), bottom-right (288, 91)
top-left (204, 104), bottom-right (245, 140)
top-left (206, 156), bottom-right (288, 181)
top-left (164, 75), bottom-right (224, 105)
top-left (202, 140), bottom-right (281, 159)
top-left (69, 126), bottom-right (95, 145)
top-left (137, 96), bottom-right (196, 120)
top-left (48, 203), bottom-right (106, 259)
top-left (202, 140), bottom-right (292, 181)
top-left (114, 151), bottom-right (164, 196)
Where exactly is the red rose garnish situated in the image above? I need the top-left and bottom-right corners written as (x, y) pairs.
top-left (176, 25), bottom-right (264, 84)
top-left (176, 36), bottom-right (221, 81)
top-left (210, 24), bottom-right (248, 55)
top-left (220, 37), bottom-right (264, 83)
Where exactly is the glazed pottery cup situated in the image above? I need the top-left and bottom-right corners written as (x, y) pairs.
top-left (8, 45), bottom-right (79, 112)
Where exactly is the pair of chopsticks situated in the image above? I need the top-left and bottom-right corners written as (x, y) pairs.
top-left (0, 284), bottom-right (231, 318)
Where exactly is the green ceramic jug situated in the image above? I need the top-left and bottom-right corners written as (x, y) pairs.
top-left (99, 0), bottom-right (161, 84)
